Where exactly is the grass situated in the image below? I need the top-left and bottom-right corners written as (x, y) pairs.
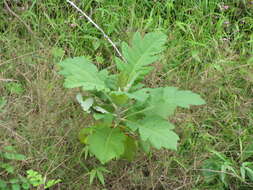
top-left (0, 0), bottom-right (253, 189)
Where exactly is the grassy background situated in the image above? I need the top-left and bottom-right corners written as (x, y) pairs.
top-left (0, 0), bottom-right (253, 189)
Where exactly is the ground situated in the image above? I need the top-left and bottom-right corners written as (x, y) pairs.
top-left (0, 0), bottom-right (253, 189)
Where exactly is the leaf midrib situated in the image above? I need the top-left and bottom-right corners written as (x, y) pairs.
top-left (125, 39), bottom-right (159, 90)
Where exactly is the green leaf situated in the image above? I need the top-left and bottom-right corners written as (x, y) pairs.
top-left (110, 88), bottom-right (150, 104)
top-left (128, 88), bottom-right (150, 102)
top-left (136, 117), bottom-right (179, 150)
top-left (93, 113), bottom-right (105, 120)
top-left (122, 136), bottom-right (137, 161)
top-left (89, 169), bottom-right (96, 185)
top-left (118, 32), bottom-right (167, 90)
top-left (165, 88), bottom-right (206, 108)
top-left (246, 167), bottom-right (253, 182)
top-left (0, 162), bottom-right (15, 173)
top-left (139, 140), bottom-right (151, 154)
top-left (242, 162), bottom-right (253, 182)
top-left (110, 91), bottom-right (129, 105)
top-left (2, 152), bottom-right (26, 161)
top-left (125, 121), bottom-right (139, 132)
top-left (242, 143), bottom-right (253, 161)
top-left (100, 114), bottom-right (114, 125)
top-left (143, 87), bottom-right (205, 118)
top-left (10, 178), bottom-right (19, 184)
top-left (0, 179), bottom-right (7, 189)
top-left (11, 184), bottom-right (20, 190)
top-left (87, 125), bottom-right (126, 164)
top-left (240, 166), bottom-right (246, 181)
top-left (26, 170), bottom-right (43, 187)
top-left (21, 183), bottom-right (30, 190)
top-left (45, 179), bottom-right (61, 188)
top-left (3, 146), bottom-right (16, 152)
top-left (96, 170), bottom-right (105, 185)
top-left (202, 157), bottom-right (221, 183)
top-left (220, 164), bottom-right (229, 187)
top-left (58, 56), bottom-right (110, 92)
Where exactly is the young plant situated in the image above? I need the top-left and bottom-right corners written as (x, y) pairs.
top-left (0, 146), bottom-right (28, 190)
top-left (202, 145), bottom-right (253, 187)
top-left (0, 146), bottom-right (61, 190)
top-left (26, 170), bottom-right (61, 189)
top-left (58, 32), bottom-right (205, 164)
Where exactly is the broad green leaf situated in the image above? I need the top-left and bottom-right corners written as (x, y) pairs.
top-left (11, 184), bottom-right (20, 190)
top-left (87, 125), bottom-right (126, 164)
top-left (2, 152), bottom-right (26, 161)
top-left (125, 121), bottom-right (139, 132)
top-left (122, 136), bottom-right (137, 161)
top-left (144, 87), bottom-right (205, 118)
top-left (139, 140), bottom-right (151, 154)
top-left (110, 91), bottom-right (129, 105)
top-left (118, 32), bottom-right (167, 90)
top-left (93, 113), bottom-right (105, 120)
top-left (58, 56), bottom-right (110, 91)
top-left (164, 87), bottom-right (206, 108)
top-left (127, 88), bottom-right (150, 102)
top-left (100, 114), bottom-right (114, 125)
top-left (136, 116), bottom-right (179, 150)
top-left (110, 88), bottom-right (150, 103)
top-left (76, 93), bottom-right (94, 113)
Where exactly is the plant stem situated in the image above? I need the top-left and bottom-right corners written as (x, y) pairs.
top-left (66, 0), bottom-right (126, 62)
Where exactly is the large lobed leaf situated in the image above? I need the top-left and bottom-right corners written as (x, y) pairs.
top-left (116, 32), bottom-right (167, 90)
top-left (141, 87), bottom-right (205, 118)
top-left (129, 116), bottom-right (179, 150)
top-left (87, 125), bottom-right (126, 164)
top-left (58, 56), bottom-right (110, 91)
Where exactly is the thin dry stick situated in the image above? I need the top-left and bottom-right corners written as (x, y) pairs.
top-left (0, 78), bottom-right (17, 82)
top-left (0, 49), bottom-right (45, 67)
top-left (66, 0), bottom-right (126, 62)
top-left (3, 0), bottom-right (44, 48)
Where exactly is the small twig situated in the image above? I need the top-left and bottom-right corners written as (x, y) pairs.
top-left (0, 49), bottom-right (45, 67)
top-left (66, 0), bottom-right (126, 62)
top-left (3, 0), bottom-right (43, 48)
top-left (0, 78), bottom-right (17, 82)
